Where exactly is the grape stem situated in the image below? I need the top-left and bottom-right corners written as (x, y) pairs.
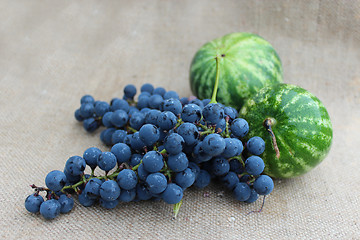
top-left (263, 118), bottom-right (280, 159)
top-left (209, 56), bottom-right (221, 104)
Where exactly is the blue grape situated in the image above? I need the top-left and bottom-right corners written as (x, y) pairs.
top-left (83, 147), bottom-right (102, 169)
top-left (181, 104), bottom-right (202, 123)
top-left (137, 95), bottom-right (150, 109)
top-left (100, 180), bottom-right (121, 201)
top-left (211, 157), bottom-right (230, 176)
top-left (45, 170), bottom-right (67, 192)
top-left (129, 112), bottom-right (145, 130)
top-left (111, 129), bottom-right (127, 144)
top-left (129, 153), bottom-right (142, 167)
top-left (229, 159), bottom-right (245, 174)
top-left (253, 175), bottom-right (274, 195)
top-left (139, 124), bottom-right (160, 146)
top-left (202, 103), bottom-right (224, 124)
top-left (145, 173), bottom-right (168, 194)
top-left (245, 156), bottom-right (265, 175)
top-left (111, 109), bottom-right (128, 127)
top-left (111, 143), bottom-right (132, 164)
top-left (136, 182), bottom-right (153, 200)
top-left (164, 133), bottom-right (184, 155)
top-left (220, 171), bottom-right (239, 190)
top-left (111, 99), bottom-right (130, 113)
top-left (180, 97), bottom-right (189, 105)
top-left (57, 195), bottom-right (74, 213)
top-left (223, 106), bottom-right (238, 120)
top-left (192, 142), bottom-right (212, 163)
top-left (194, 170), bottom-right (211, 188)
top-left (233, 138), bottom-right (244, 156)
top-left (83, 118), bottom-right (100, 132)
top-left (138, 92), bottom-right (151, 99)
top-left (116, 169), bottom-right (138, 190)
top-left (145, 109), bottom-right (161, 126)
top-left (202, 99), bottom-right (211, 106)
top-left (141, 83), bottom-right (154, 94)
top-left (188, 162), bottom-right (200, 178)
top-left (65, 156), bottom-right (86, 176)
top-left (157, 144), bottom-right (165, 152)
top-left (100, 128), bottom-right (116, 146)
top-left (100, 198), bottom-right (119, 209)
top-left (153, 87), bottom-right (166, 96)
top-left (97, 152), bottom-right (117, 172)
top-left (102, 112), bottom-right (114, 128)
top-left (245, 189), bottom-right (259, 203)
top-left (182, 142), bottom-right (196, 155)
top-left (81, 95), bottom-right (95, 104)
top-left (142, 151), bottom-right (164, 173)
top-left (230, 118), bottom-right (249, 138)
top-left (239, 174), bottom-right (251, 183)
top-left (128, 106), bottom-right (140, 115)
top-left (25, 194), bottom-right (44, 213)
top-left (63, 169), bottom-right (81, 184)
top-left (246, 136), bottom-right (265, 156)
top-left (162, 98), bottom-right (182, 115)
top-left (118, 188), bottom-right (136, 202)
top-left (189, 98), bottom-right (204, 109)
top-left (94, 101), bottom-right (110, 117)
top-left (79, 103), bottom-right (95, 118)
top-left (124, 84), bottom-right (137, 99)
top-left (78, 191), bottom-right (96, 207)
top-left (162, 183), bottom-right (183, 204)
top-left (201, 134), bottom-right (226, 157)
top-left (175, 168), bottom-right (196, 188)
top-left (167, 152), bottom-right (189, 172)
top-left (149, 94), bottom-right (164, 109)
top-left (129, 132), bottom-right (146, 151)
top-left (163, 90), bottom-right (179, 100)
top-left (215, 118), bottom-right (226, 133)
top-left (40, 199), bottom-right (61, 220)
top-left (137, 163), bottom-right (149, 181)
top-left (157, 111), bottom-right (177, 130)
top-left (140, 107), bottom-right (151, 114)
top-left (84, 178), bottom-right (103, 199)
top-left (124, 134), bottom-right (132, 145)
top-left (222, 138), bottom-right (242, 158)
top-left (74, 109), bottom-right (84, 122)
top-left (233, 182), bottom-right (251, 201)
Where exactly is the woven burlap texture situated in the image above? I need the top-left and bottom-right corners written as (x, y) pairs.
top-left (1, 0), bottom-right (359, 239)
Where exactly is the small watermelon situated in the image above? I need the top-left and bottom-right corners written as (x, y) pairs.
top-left (240, 83), bottom-right (333, 178)
top-left (190, 32), bottom-right (283, 110)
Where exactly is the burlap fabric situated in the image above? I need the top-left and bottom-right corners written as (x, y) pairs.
top-left (1, 0), bottom-right (359, 239)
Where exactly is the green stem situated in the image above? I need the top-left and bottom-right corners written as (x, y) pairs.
top-left (174, 119), bottom-right (184, 129)
top-left (173, 200), bottom-right (183, 219)
top-left (126, 126), bottom-right (138, 133)
top-left (132, 160), bottom-right (142, 171)
top-left (209, 56), bottom-right (221, 104)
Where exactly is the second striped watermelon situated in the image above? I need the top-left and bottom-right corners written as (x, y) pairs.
top-left (240, 84), bottom-right (333, 178)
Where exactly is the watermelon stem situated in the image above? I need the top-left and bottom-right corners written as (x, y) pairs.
top-left (263, 118), bottom-right (280, 159)
top-left (209, 56), bottom-right (221, 104)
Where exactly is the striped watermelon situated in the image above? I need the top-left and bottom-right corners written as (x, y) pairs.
top-left (240, 84), bottom-right (333, 178)
top-left (190, 32), bottom-right (283, 110)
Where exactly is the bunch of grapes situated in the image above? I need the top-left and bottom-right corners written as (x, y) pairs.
top-left (25, 83), bottom-right (274, 220)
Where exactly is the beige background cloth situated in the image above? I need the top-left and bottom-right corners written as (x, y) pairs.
top-left (1, 0), bottom-right (359, 239)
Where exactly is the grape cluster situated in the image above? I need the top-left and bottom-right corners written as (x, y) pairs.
top-left (25, 83), bottom-right (274, 220)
